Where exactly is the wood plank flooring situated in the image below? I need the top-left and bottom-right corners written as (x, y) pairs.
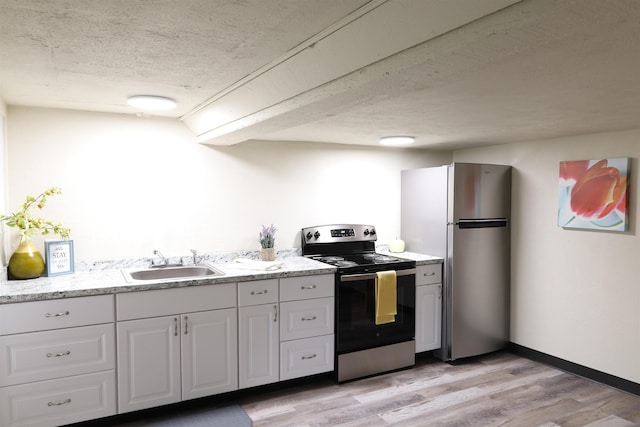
top-left (239, 352), bottom-right (640, 427)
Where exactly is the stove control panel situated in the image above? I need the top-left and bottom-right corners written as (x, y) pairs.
top-left (301, 224), bottom-right (377, 245)
top-left (331, 229), bottom-right (355, 238)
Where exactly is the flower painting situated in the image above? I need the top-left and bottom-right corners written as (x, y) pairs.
top-left (558, 157), bottom-right (630, 231)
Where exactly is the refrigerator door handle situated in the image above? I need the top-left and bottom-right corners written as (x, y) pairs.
top-left (456, 219), bottom-right (508, 229)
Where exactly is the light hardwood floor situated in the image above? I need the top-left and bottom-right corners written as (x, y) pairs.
top-left (239, 352), bottom-right (640, 427)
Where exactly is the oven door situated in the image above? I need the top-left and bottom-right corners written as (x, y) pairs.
top-left (337, 269), bottom-right (415, 354)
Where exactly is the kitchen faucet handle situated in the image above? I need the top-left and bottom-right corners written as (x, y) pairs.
top-left (152, 249), bottom-right (168, 266)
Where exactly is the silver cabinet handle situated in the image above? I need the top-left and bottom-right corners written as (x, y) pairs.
top-left (250, 290), bottom-right (268, 295)
top-left (48, 398), bottom-right (71, 407)
top-left (301, 316), bottom-right (317, 321)
top-left (45, 310), bottom-right (70, 318)
top-left (184, 316), bottom-right (189, 335)
top-left (302, 354), bottom-right (317, 360)
top-left (424, 272), bottom-right (435, 276)
top-left (174, 317), bottom-right (178, 337)
top-left (273, 305), bottom-right (278, 323)
top-left (47, 351), bottom-right (71, 358)
top-left (301, 285), bottom-right (316, 290)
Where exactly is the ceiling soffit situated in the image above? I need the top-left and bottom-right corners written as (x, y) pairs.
top-left (181, 0), bottom-right (520, 144)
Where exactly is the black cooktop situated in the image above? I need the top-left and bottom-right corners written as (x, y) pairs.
top-left (309, 252), bottom-right (415, 272)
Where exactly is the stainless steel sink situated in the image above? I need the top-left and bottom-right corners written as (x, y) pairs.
top-left (122, 264), bottom-right (225, 283)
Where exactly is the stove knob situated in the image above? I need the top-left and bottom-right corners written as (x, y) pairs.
top-left (314, 231), bottom-right (321, 239)
top-left (306, 232), bottom-right (312, 240)
top-left (363, 229), bottom-right (370, 236)
top-left (370, 228), bottom-right (376, 235)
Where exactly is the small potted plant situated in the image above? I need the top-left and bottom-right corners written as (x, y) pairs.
top-left (1, 187), bottom-right (71, 279)
top-left (259, 224), bottom-right (277, 261)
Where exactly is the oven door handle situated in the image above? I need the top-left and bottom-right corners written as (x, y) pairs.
top-left (339, 269), bottom-right (416, 282)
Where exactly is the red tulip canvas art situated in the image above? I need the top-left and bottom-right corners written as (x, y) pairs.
top-left (558, 157), bottom-right (630, 231)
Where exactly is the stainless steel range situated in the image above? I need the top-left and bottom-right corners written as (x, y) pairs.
top-left (301, 224), bottom-right (416, 382)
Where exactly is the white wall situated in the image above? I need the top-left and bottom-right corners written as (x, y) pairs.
top-left (4, 106), bottom-right (451, 262)
top-left (454, 130), bottom-right (640, 384)
top-left (0, 98), bottom-right (6, 264)
top-left (8, 106), bottom-right (637, 386)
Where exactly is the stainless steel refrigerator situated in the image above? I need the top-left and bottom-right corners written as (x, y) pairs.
top-left (401, 163), bottom-right (511, 361)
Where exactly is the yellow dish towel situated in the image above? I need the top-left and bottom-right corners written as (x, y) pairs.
top-left (375, 270), bottom-right (397, 325)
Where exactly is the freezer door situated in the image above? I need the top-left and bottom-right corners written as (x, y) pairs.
top-left (401, 166), bottom-right (448, 257)
top-left (449, 163), bottom-right (511, 221)
top-left (447, 223), bottom-right (510, 360)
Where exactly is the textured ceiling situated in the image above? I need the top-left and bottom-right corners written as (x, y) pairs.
top-left (2, 0), bottom-right (640, 149)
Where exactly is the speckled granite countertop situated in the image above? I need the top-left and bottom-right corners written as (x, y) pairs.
top-left (376, 248), bottom-right (444, 265)
top-left (0, 248), bottom-right (442, 304)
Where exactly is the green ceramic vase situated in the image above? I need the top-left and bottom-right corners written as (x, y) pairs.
top-left (8, 240), bottom-right (45, 279)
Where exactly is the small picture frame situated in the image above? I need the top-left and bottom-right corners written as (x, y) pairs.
top-left (45, 240), bottom-right (75, 276)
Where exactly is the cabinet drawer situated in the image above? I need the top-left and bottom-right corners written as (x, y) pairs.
top-left (280, 297), bottom-right (334, 341)
top-left (0, 295), bottom-right (114, 335)
top-left (0, 370), bottom-right (116, 427)
top-left (280, 335), bottom-right (334, 381)
top-left (116, 283), bottom-right (236, 320)
top-left (416, 264), bottom-right (442, 286)
top-left (280, 274), bottom-right (333, 302)
top-left (0, 324), bottom-right (115, 387)
top-left (238, 279), bottom-right (278, 306)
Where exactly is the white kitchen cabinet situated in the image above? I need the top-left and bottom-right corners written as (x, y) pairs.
top-left (415, 264), bottom-right (443, 353)
top-left (0, 323), bottom-right (115, 387)
top-left (238, 279), bottom-right (280, 389)
top-left (280, 334), bottom-right (334, 381)
top-left (116, 284), bottom-right (237, 413)
top-left (116, 316), bottom-right (181, 413)
top-left (0, 295), bottom-right (116, 427)
top-left (278, 275), bottom-right (334, 380)
top-left (279, 274), bottom-right (333, 301)
top-left (181, 309), bottom-right (238, 400)
top-left (0, 294), bottom-right (114, 335)
top-left (0, 371), bottom-right (116, 427)
top-left (415, 263), bottom-right (442, 287)
top-left (238, 275), bottom-right (335, 387)
top-left (279, 297), bottom-right (333, 341)
top-left (0, 270), bottom-right (337, 426)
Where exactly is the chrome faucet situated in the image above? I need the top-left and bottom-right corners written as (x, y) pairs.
top-left (190, 249), bottom-right (198, 265)
top-left (152, 250), bottom-right (168, 267)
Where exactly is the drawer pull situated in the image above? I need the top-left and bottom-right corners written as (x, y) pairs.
top-left (302, 354), bottom-right (317, 360)
top-left (301, 285), bottom-right (316, 290)
top-left (45, 310), bottom-right (70, 318)
top-left (250, 290), bottom-right (268, 295)
top-left (46, 350), bottom-right (71, 358)
top-left (301, 316), bottom-right (317, 321)
top-left (424, 272), bottom-right (435, 276)
top-left (48, 398), bottom-right (71, 407)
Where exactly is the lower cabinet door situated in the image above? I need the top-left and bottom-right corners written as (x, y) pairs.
top-left (0, 371), bottom-right (116, 427)
top-left (181, 308), bottom-right (238, 400)
top-left (280, 335), bottom-right (334, 381)
top-left (117, 316), bottom-right (181, 413)
top-left (238, 304), bottom-right (279, 389)
top-left (415, 284), bottom-right (442, 353)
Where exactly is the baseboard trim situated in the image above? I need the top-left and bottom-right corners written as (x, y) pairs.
top-left (508, 343), bottom-right (640, 397)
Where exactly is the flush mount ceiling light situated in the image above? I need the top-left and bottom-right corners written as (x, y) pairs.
top-left (379, 136), bottom-right (415, 146)
top-left (127, 95), bottom-right (176, 111)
